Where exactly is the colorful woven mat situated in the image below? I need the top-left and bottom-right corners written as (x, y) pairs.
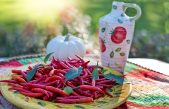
top-left (0, 54), bottom-right (169, 109)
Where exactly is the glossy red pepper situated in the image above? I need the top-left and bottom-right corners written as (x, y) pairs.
top-left (46, 86), bottom-right (68, 96)
top-left (79, 85), bottom-right (105, 94)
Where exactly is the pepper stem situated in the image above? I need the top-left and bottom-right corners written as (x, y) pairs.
top-left (64, 34), bottom-right (70, 41)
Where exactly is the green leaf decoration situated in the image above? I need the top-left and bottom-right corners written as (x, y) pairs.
top-left (118, 19), bottom-right (123, 24)
top-left (110, 51), bottom-right (114, 58)
top-left (114, 92), bottom-right (121, 95)
top-left (101, 28), bottom-right (106, 32)
top-left (110, 30), bottom-right (114, 34)
top-left (107, 63), bottom-right (110, 67)
top-left (26, 64), bottom-right (42, 81)
top-left (101, 68), bottom-right (107, 74)
top-left (37, 101), bottom-right (46, 106)
top-left (65, 67), bottom-right (83, 81)
top-left (64, 86), bottom-right (73, 94)
top-left (120, 52), bottom-right (125, 56)
top-left (115, 48), bottom-right (121, 52)
top-left (126, 40), bottom-right (130, 44)
top-left (13, 90), bottom-right (19, 94)
top-left (44, 52), bottom-right (54, 63)
top-left (130, 19), bottom-right (133, 22)
top-left (96, 101), bottom-right (108, 104)
top-left (113, 5), bottom-right (117, 9)
top-left (103, 39), bottom-right (106, 43)
top-left (91, 62), bottom-right (99, 80)
top-left (103, 73), bottom-right (124, 84)
top-left (115, 63), bottom-right (120, 66)
top-left (62, 24), bottom-right (69, 36)
top-left (74, 105), bottom-right (85, 109)
top-left (121, 13), bottom-right (124, 17)
top-left (106, 88), bottom-right (113, 92)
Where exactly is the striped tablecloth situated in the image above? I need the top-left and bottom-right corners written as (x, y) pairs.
top-left (0, 54), bottom-right (169, 109)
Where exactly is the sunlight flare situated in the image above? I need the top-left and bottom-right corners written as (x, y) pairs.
top-left (17, 0), bottom-right (75, 22)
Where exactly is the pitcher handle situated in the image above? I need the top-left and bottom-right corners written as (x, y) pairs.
top-left (123, 3), bottom-right (141, 21)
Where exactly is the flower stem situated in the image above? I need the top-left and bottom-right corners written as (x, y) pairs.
top-left (64, 34), bottom-right (70, 41)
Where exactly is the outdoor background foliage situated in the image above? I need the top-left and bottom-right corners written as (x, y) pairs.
top-left (0, 0), bottom-right (169, 62)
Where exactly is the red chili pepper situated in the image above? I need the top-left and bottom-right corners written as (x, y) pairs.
top-left (66, 81), bottom-right (76, 88)
top-left (43, 96), bottom-right (49, 101)
top-left (57, 96), bottom-right (86, 99)
top-left (0, 80), bottom-right (18, 83)
top-left (56, 82), bottom-right (63, 88)
top-left (12, 74), bottom-right (26, 83)
top-left (35, 72), bottom-right (42, 78)
top-left (43, 68), bottom-right (52, 74)
top-left (9, 87), bottom-right (30, 93)
top-left (71, 91), bottom-right (80, 96)
top-left (56, 73), bottom-right (64, 78)
top-left (29, 76), bottom-right (46, 84)
top-left (96, 84), bottom-right (113, 88)
top-left (49, 69), bottom-right (56, 76)
top-left (85, 68), bottom-right (92, 75)
top-left (79, 85), bottom-right (105, 94)
top-left (81, 61), bottom-right (90, 68)
top-left (20, 91), bottom-right (43, 97)
top-left (104, 89), bottom-right (113, 97)
top-left (20, 71), bottom-right (26, 79)
top-left (46, 86), bottom-right (68, 96)
top-left (8, 83), bottom-right (23, 88)
top-left (57, 69), bottom-right (67, 74)
top-left (82, 69), bottom-right (88, 78)
top-left (46, 80), bottom-right (58, 86)
top-left (62, 69), bottom-right (69, 72)
top-left (45, 76), bottom-right (63, 82)
top-left (95, 93), bottom-right (104, 99)
top-left (49, 69), bottom-right (66, 76)
top-left (22, 83), bottom-right (46, 89)
top-left (96, 80), bottom-right (115, 84)
top-left (31, 88), bottom-right (50, 98)
top-left (96, 78), bottom-right (107, 82)
top-left (75, 55), bottom-right (84, 63)
top-left (79, 77), bottom-right (84, 85)
top-left (92, 79), bottom-right (95, 86)
top-left (28, 66), bottom-right (32, 70)
top-left (59, 61), bottom-right (69, 69)
top-left (47, 91), bottom-right (53, 97)
top-left (11, 70), bottom-right (22, 75)
top-left (67, 57), bottom-right (72, 61)
top-left (65, 61), bottom-right (74, 68)
top-left (74, 89), bottom-right (92, 97)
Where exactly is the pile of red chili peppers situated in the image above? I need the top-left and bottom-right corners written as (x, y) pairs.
top-left (0, 56), bottom-right (115, 104)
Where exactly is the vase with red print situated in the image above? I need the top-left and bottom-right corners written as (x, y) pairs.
top-left (99, 1), bottom-right (141, 72)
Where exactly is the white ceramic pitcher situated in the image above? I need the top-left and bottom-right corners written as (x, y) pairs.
top-left (99, 1), bottom-right (141, 72)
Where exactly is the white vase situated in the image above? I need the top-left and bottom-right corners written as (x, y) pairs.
top-left (99, 1), bottom-right (141, 72)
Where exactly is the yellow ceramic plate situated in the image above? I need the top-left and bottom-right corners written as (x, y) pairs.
top-left (0, 64), bottom-right (132, 109)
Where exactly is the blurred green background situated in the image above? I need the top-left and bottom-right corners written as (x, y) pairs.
top-left (0, 0), bottom-right (169, 62)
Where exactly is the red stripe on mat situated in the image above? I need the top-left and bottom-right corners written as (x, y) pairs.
top-left (127, 101), bottom-right (169, 109)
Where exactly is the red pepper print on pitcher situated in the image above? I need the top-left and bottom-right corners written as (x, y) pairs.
top-left (99, 37), bottom-right (106, 53)
top-left (111, 26), bottom-right (127, 44)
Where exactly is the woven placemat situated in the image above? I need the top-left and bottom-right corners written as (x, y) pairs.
top-left (0, 54), bottom-right (169, 109)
